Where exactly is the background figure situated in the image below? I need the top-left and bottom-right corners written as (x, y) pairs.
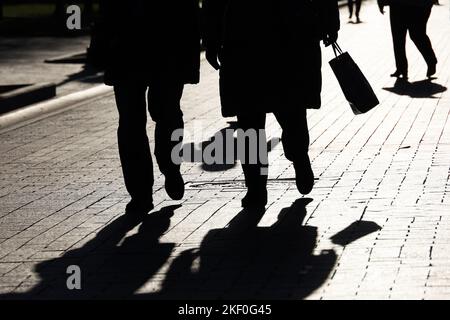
top-left (103, 1), bottom-right (200, 215)
top-left (204, 0), bottom-right (340, 209)
top-left (348, 0), bottom-right (362, 23)
top-left (378, 0), bottom-right (438, 79)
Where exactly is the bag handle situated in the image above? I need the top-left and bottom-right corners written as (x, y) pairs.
top-left (332, 42), bottom-right (344, 57)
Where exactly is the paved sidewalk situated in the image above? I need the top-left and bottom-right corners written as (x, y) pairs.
top-left (0, 35), bottom-right (102, 97)
top-left (0, 0), bottom-right (449, 299)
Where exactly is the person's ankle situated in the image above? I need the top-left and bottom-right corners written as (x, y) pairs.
top-left (164, 168), bottom-right (185, 200)
top-left (242, 188), bottom-right (267, 209)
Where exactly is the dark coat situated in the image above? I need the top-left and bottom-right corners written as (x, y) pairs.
top-left (103, 0), bottom-right (201, 86)
top-left (203, 0), bottom-right (340, 117)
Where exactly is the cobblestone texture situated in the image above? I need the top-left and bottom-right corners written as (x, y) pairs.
top-left (0, 0), bottom-right (449, 299)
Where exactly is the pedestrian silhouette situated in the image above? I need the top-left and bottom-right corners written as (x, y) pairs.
top-left (378, 0), bottom-right (438, 79)
top-left (348, 0), bottom-right (362, 23)
top-left (103, 1), bottom-right (201, 215)
top-left (203, 0), bottom-right (340, 209)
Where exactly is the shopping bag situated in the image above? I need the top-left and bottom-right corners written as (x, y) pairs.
top-left (329, 42), bottom-right (379, 115)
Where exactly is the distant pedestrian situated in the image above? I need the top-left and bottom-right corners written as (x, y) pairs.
top-left (378, 0), bottom-right (438, 79)
top-left (204, 0), bottom-right (340, 209)
top-left (103, 1), bottom-right (201, 215)
top-left (348, 0), bottom-right (362, 23)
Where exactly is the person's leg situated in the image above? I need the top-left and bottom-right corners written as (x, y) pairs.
top-left (236, 113), bottom-right (268, 209)
top-left (355, 0), bottom-right (362, 22)
top-left (114, 83), bottom-right (154, 212)
top-left (408, 5), bottom-right (438, 76)
top-left (390, 5), bottom-right (409, 77)
top-left (147, 81), bottom-right (185, 200)
top-left (347, 0), bottom-right (354, 19)
top-left (274, 108), bottom-right (314, 195)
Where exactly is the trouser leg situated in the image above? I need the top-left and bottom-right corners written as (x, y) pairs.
top-left (348, 0), bottom-right (353, 17)
top-left (408, 5), bottom-right (437, 67)
top-left (114, 84), bottom-right (154, 201)
top-left (147, 82), bottom-right (185, 176)
top-left (236, 113), bottom-right (268, 191)
top-left (390, 6), bottom-right (408, 74)
top-left (274, 109), bottom-right (310, 164)
top-left (355, 0), bottom-right (362, 18)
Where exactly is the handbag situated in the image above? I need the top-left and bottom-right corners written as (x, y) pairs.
top-left (329, 42), bottom-right (379, 115)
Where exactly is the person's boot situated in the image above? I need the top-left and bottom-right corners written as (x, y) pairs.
top-left (241, 165), bottom-right (268, 210)
top-left (164, 167), bottom-right (185, 201)
top-left (126, 197), bottom-right (154, 216)
top-left (242, 188), bottom-right (268, 210)
top-left (294, 155), bottom-right (314, 195)
top-left (391, 70), bottom-right (408, 79)
top-left (427, 62), bottom-right (437, 78)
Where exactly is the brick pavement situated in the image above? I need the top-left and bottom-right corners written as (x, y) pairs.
top-left (0, 0), bottom-right (449, 299)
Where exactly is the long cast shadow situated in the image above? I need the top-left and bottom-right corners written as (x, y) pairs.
top-left (0, 205), bottom-right (179, 300)
top-left (383, 78), bottom-right (447, 98)
top-left (0, 202), bottom-right (381, 300)
top-left (148, 199), bottom-right (336, 299)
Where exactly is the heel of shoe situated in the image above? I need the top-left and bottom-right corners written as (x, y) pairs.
top-left (390, 70), bottom-right (408, 79)
top-left (241, 189), bottom-right (268, 210)
top-left (294, 158), bottom-right (315, 196)
top-left (427, 63), bottom-right (437, 78)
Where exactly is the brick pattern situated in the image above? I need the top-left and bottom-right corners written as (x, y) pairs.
top-left (0, 0), bottom-right (449, 299)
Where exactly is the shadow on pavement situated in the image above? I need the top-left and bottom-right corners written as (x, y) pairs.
top-left (0, 205), bottom-right (179, 300)
top-left (0, 200), bottom-right (382, 300)
top-left (58, 64), bottom-right (104, 86)
top-left (383, 78), bottom-right (447, 98)
top-left (331, 220), bottom-right (382, 246)
top-left (182, 121), bottom-right (280, 172)
top-left (45, 52), bottom-right (105, 86)
top-left (148, 198), bottom-right (336, 299)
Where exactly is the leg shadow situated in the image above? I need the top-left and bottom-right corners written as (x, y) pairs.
top-left (0, 205), bottom-right (179, 300)
top-left (150, 198), bottom-right (337, 299)
top-left (383, 78), bottom-right (447, 98)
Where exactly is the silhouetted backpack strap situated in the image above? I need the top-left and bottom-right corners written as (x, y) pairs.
top-left (329, 42), bottom-right (380, 115)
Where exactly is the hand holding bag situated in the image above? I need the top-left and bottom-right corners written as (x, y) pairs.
top-left (329, 42), bottom-right (379, 115)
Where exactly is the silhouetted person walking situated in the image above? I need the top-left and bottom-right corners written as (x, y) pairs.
top-left (204, 0), bottom-right (340, 209)
top-left (103, 1), bottom-right (200, 215)
top-left (348, 0), bottom-right (362, 23)
top-left (378, 0), bottom-right (438, 79)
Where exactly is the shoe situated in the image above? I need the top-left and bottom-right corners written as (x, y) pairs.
top-left (390, 70), bottom-right (408, 79)
top-left (294, 157), bottom-right (315, 195)
top-left (356, 17), bottom-right (361, 23)
top-left (427, 63), bottom-right (437, 78)
top-left (125, 198), bottom-right (154, 216)
top-left (164, 170), bottom-right (185, 200)
top-left (241, 188), bottom-right (268, 210)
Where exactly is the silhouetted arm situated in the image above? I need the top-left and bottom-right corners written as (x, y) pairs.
top-left (321, 0), bottom-right (340, 46)
top-left (203, 0), bottom-right (228, 69)
top-left (377, 0), bottom-right (387, 14)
